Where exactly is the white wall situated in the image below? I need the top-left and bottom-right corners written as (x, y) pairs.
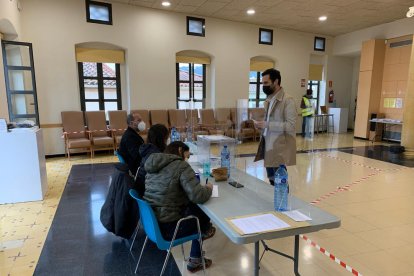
top-left (333, 17), bottom-right (414, 56)
top-left (0, 0), bottom-right (22, 121)
top-left (18, 0), bottom-right (340, 154)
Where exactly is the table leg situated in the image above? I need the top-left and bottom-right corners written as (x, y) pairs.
top-left (294, 235), bottom-right (300, 276)
top-left (255, 241), bottom-right (260, 276)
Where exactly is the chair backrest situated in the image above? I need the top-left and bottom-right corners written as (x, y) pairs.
top-left (150, 109), bottom-right (169, 128)
top-left (61, 111), bottom-right (86, 139)
top-left (320, 106), bottom-right (328, 114)
top-left (108, 110), bottom-right (127, 132)
top-left (85, 111), bottom-right (108, 137)
top-left (249, 108), bottom-right (265, 121)
top-left (130, 109), bottom-right (150, 132)
top-left (129, 189), bottom-right (164, 246)
top-left (168, 109), bottom-right (186, 128)
top-left (186, 109), bottom-right (199, 126)
top-left (215, 108), bottom-right (231, 124)
top-left (199, 109), bottom-right (216, 125)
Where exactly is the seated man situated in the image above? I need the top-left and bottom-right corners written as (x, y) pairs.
top-left (118, 112), bottom-right (145, 176)
top-left (144, 141), bottom-right (215, 273)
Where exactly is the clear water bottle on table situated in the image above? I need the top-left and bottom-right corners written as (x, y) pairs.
top-left (220, 145), bottom-right (231, 177)
top-left (274, 165), bottom-right (289, 211)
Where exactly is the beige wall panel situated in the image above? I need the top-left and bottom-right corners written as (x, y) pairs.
top-left (397, 81), bottom-right (407, 97)
top-left (384, 47), bottom-right (400, 65)
top-left (402, 38), bottom-right (414, 149)
top-left (354, 70), bottom-right (372, 138)
top-left (392, 63), bottom-right (409, 81)
top-left (360, 40), bottom-right (375, 71)
top-left (381, 81), bottom-right (397, 96)
top-left (400, 45), bottom-right (412, 63)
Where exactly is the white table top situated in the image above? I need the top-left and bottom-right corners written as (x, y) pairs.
top-left (192, 164), bottom-right (341, 245)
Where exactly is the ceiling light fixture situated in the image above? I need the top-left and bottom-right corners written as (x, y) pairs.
top-left (319, 15), bottom-right (327, 21)
top-left (162, 1), bottom-right (171, 7)
top-left (247, 9), bottom-right (255, 15)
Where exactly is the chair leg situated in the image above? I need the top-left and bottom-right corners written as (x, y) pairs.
top-left (130, 221), bottom-right (141, 251)
top-left (160, 249), bottom-right (172, 276)
top-left (135, 236), bottom-right (148, 274)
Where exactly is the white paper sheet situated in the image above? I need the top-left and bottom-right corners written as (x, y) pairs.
top-left (282, 210), bottom-right (312, 221)
top-left (212, 185), bottom-right (219, 197)
top-left (230, 213), bottom-right (290, 235)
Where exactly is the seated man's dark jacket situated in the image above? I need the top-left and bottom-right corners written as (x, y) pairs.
top-left (118, 127), bottom-right (145, 175)
top-left (100, 163), bottom-right (138, 239)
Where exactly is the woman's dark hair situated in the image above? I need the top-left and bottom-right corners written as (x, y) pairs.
top-left (165, 141), bottom-right (189, 157)
top-left (147, 124), bottom-right (169, 152)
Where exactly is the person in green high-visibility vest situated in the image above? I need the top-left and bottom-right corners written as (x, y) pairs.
top-left (300, 89), bottom-right (314, 138)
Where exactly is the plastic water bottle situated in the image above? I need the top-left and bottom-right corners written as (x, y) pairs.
top-left (274, 165), bottom-right (289, 211)
top-left (171, 127), bottom-right (178, 142)
top-left (186, 124), bottom-right (193, 142)
top-left (175, 129), bottom-right (181, 142)
top-left (220, 145), bottom-right (231, 177)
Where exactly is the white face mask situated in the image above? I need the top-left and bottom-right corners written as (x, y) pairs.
top-left (137, 121), bottom-right (146, 132)
top-left (167, 138), bottom-right (171, 144)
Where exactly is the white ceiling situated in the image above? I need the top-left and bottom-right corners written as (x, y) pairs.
top-left (108, 0), bottom-right (414, 36)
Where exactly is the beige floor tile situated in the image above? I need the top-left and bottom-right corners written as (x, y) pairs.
top-left (352, 250), bottom-right (414, 275)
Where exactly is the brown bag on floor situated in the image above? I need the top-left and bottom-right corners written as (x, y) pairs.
top-left (212, 167), bottom-right (228, 182)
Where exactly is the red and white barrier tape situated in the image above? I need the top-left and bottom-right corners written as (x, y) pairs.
top-left (318, 153), bottom-right (383, 172)
top-left (301, 235), bottom-right (362, 276)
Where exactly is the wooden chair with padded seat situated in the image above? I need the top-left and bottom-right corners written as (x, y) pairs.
top-left (85, 111), bottom-right (115, 157)
top-left (130, 109), bottom-right (149, 141)
top-left (149, 109), bottom-right (170, 129)
top-left (248, 107), bottom-right (265, 141)
top-left (229, 108), bottom-right (255, 142)
top-left (168, 109), bottom-right (187, 140)
top-left (108, 110), bottom-right (128, 150)
top-left (215, 108), bottom-right (233, 136)
top-left (199, 108), bottom-right (224, 135)
top-left (61, 111), bottom-right (92, 159)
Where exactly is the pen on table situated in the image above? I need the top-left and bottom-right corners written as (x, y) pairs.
top-left (206, 178), bottom-right (208, 185)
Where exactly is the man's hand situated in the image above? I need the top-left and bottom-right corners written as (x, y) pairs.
top-left (253, 119), bottom-right (268, 129)
top-left (206, 182), bottom-right (213, 190)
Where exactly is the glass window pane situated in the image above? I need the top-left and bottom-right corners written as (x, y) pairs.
top-left (193, 84), bottom-right (203, 100)
top-left (178, 101), bottom-right (190, 110)
top-left (14, 117), bottom-right (37, 125)
top-left (85, 102), bottom-right (100, 111)
top-left (85, 88), bottom-right (99, 100)
top-left (179, 85), bottom-right (190, 100)
top-left (193, 64), bottom-right (203, 78)
top-left (104, 90), bottom-right (117, 100)
top-left (103, 63), bottom-right (116, 78)
top-left (89, 4), bottom-right (110, 21)
top-left (248, 100), bottom-right (256, 108)
top-left (249, 71), bottom-right (257, 81)
top-left (11, 94), bottom-right (35, 115)
top-left (189, 19), bottom-right (203, 34)
top-left (249, 84), bottom-right (256, 99)
top-left (8, 70), bottom-right (33, 91)
top-left (104, 102), bottom-right (118, 112)
top-left (84, 78), bottom-right (98, 90)
top-left (179, 63), bottom-right (190, 81)
top-left (260, 30), bottom-right (272, 43)
top-left (4, 44), bottom-right (31, 67)
top-left (83, 62), bottom-right (97, 77)
top-left (194, 101), bottom-right (203, 109)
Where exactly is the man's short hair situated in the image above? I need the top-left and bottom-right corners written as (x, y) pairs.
top-left (127, 112), bottom-right (139, 125)
top-left (262, 68), bottom-right (281, 85)
top-left (306, 89), bottom-right (313, 95)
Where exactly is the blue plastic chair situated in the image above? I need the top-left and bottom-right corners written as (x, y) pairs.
top-left (129, 189), bottom-right (205, 275)
top-left (115, 150), bottom-right (126, 164)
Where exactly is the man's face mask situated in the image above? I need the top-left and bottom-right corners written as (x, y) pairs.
top-left (262, 85), bottom-right (274, 96)
top-left (137, 121), bottom-right (146, 132)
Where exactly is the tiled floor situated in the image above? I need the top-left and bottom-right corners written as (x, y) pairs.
top-left (2, 133), bottom-right (414, 275)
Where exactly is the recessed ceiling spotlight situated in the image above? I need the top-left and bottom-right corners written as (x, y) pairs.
top-left (162, 1), bottom-right (171, 7)
top-left (247, 9), bottom-right (255, 15)
top-left (407, 6), bottom-right (414, 17)
top-left (319, 15), bottom-right (327, 21)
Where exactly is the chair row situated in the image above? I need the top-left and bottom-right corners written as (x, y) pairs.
top-left (61, 108), bottom-right (266, 159)
top-left (61, 111), bottom-right (128, 159)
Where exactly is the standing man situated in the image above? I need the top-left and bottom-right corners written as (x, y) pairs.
top-left (300, 89), bottom-right (314, 138)
top-left (118, 112), bottom-right (146, 176)
top-left (253, 68), bottom-right (297, 185)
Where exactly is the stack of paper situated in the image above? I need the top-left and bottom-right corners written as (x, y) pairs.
top-left (0, 119), bottom-right (7, 133)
